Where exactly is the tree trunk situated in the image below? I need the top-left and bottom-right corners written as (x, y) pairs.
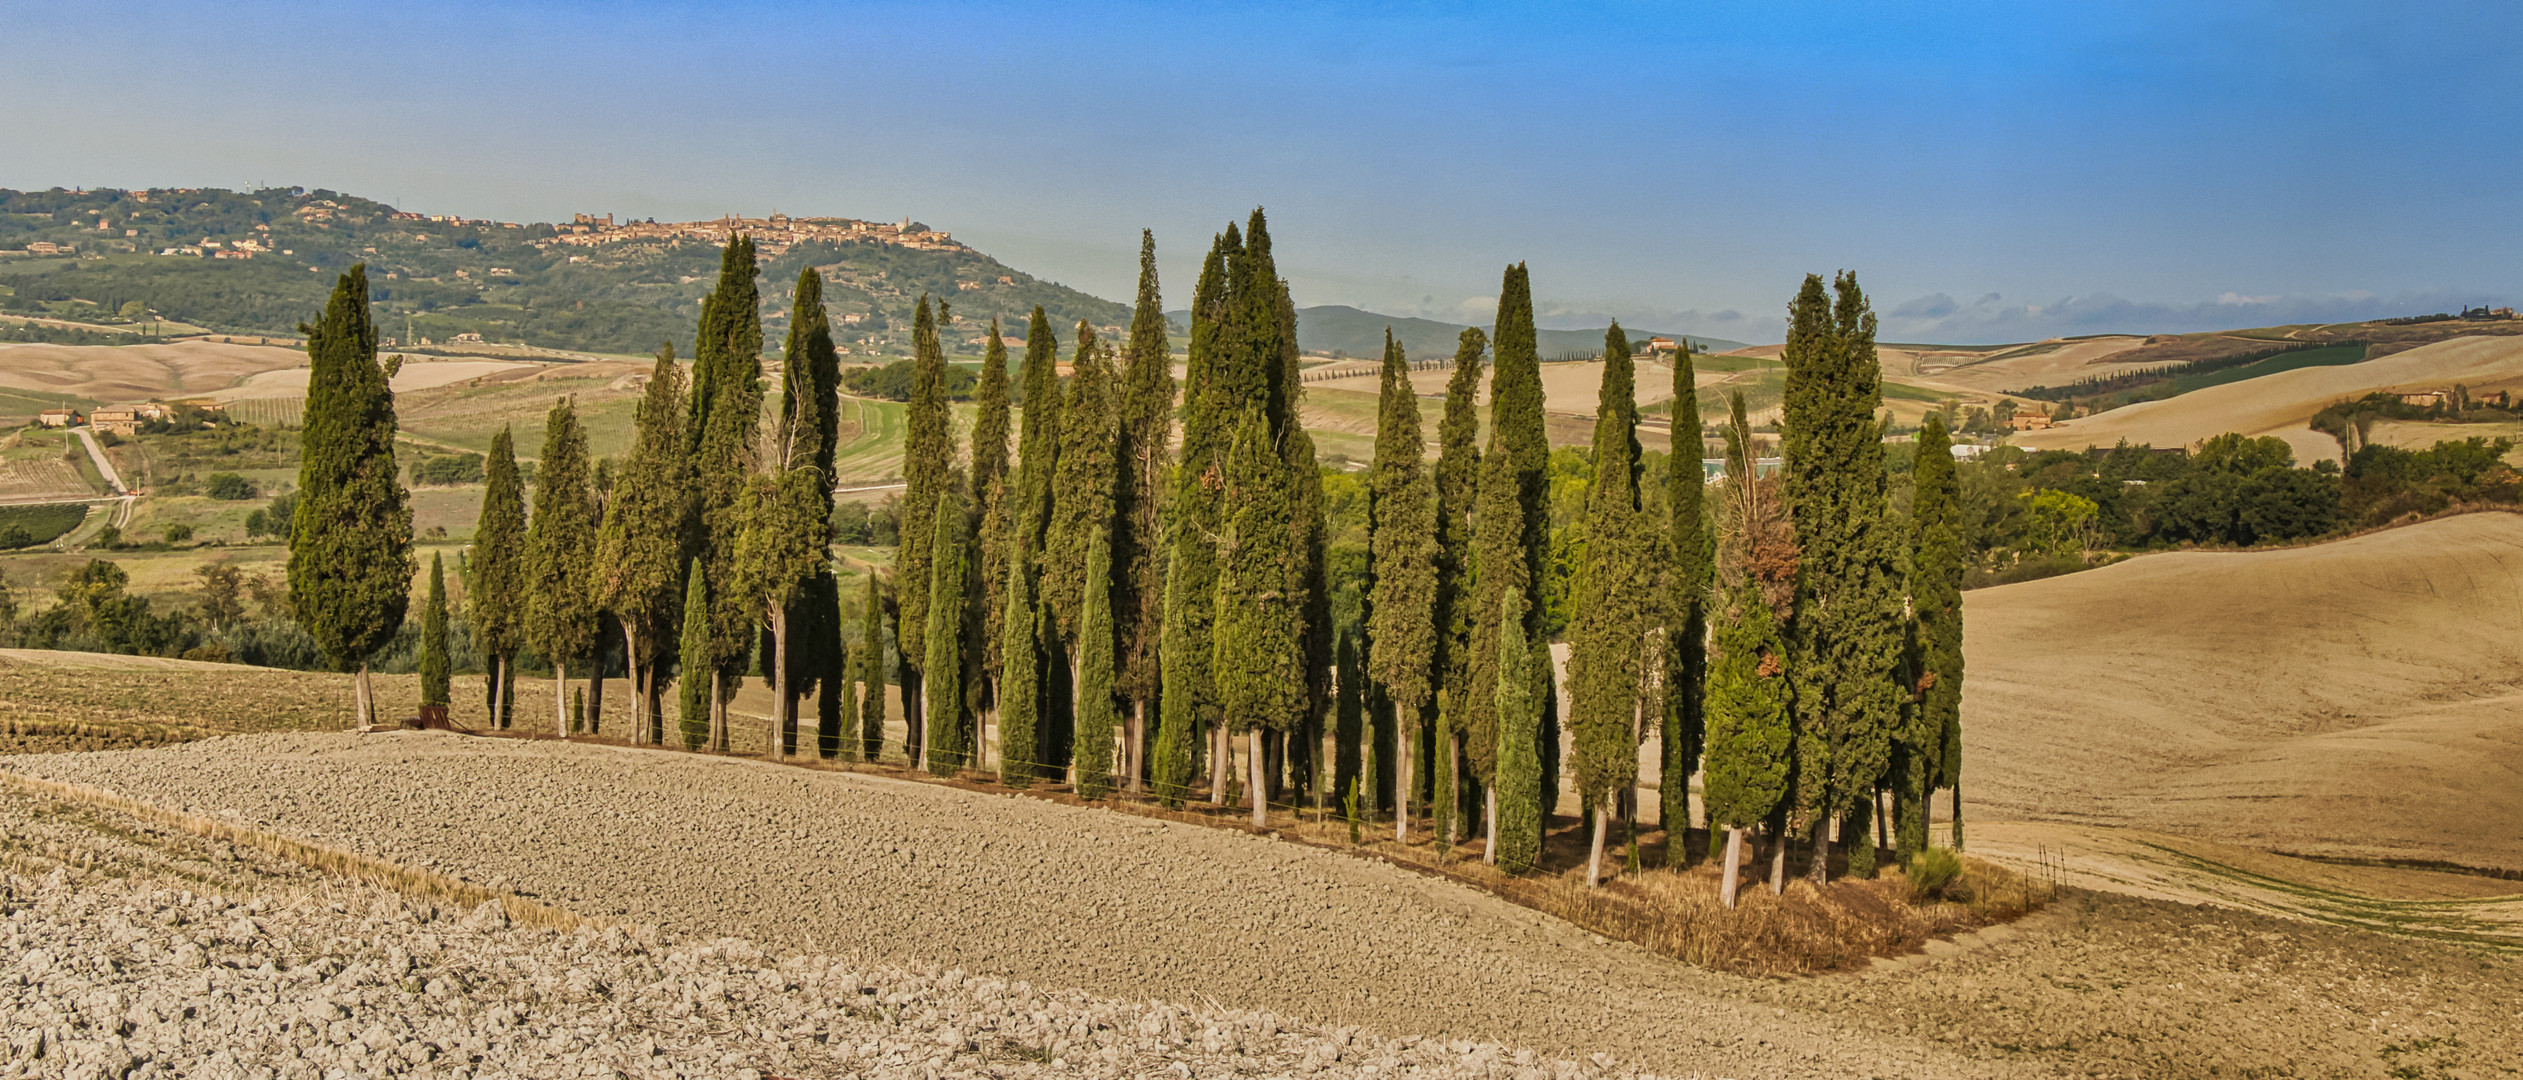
top-left (493, 656), bottom-right (508, 730)
top-left (1952, 780), bottom-right (1965, 851)
top-left (710, 669), bottom-right (725, 753)
top-left (769, 610), bottom-right (789, 760)
top-left (1483, 787), bottom-right (1498, 865)
top-left (1768, 826), bottom-right (1787, 895)
top-left (623, 627), bottom-right (642, 745)
top-left (1249, 729), bottom-right (1268, 829)
top-left (1446, 734), bottom-right (1463, 843)
top-left (1586, 805), bottom-right (1609, 887)
top-left (1395, 709), bottom-right (1412, 843)
top-left (1876, 788), bottom-right (1891, 852)
top-left (554, 660), bottom-right (568, 739)
top-left (1811, 828), bottom-right (1831, 885)
top-left (587, 638), bottom-right (606, 737)
top-left (1125, 699), bottom-right (1146, 797)
top-left (1720, 826), bottom-right (1744, 908)
top-left (354, 663), bottom-right (372, 730)
top-left (1211, 724), bottom-right (1229, 805)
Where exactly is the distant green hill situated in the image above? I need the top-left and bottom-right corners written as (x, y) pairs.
top-left (1283, 305), bottom-right (1745, 361)
top-left (0, 187), bottom-right (1128, 358)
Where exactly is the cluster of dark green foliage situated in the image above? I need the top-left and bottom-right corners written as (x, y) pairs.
top-left (0, 186), bottom-right (1125, 357)
top-left (2343, 436), bottom-right (2522, 526)
top-left (2311, 388), bottom-right (2519, 447)
top-left (407, 450), bottom-right (485, 486)
top-left (1953, 435), bottom-right (2341, 578)
top-left (0, 503), bottom-right (89, 548)
top-left (840, 357), bottom-right (977, 401)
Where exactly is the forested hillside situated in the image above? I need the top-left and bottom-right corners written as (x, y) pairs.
top-left (0, 187), bottom-right (1128, 357)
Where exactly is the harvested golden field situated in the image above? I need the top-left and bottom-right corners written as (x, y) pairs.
top-left (0, 339), bottom-right (309, 404)
top-left (1961, 512), bottom-right (2523, 873)
top-left (2016, 333), bottom-right (2523, 461)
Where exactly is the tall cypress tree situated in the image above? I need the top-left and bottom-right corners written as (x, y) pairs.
top-left (598, 345), bottom-right (689, 745)
top-left (1662, 341), bottom-right (1710, 848)
top-left (1710, 390), bottom-right (1798, 899)
top-left (896, 295), bottom-right (953, 761)
top-left (1493, 590), bottom-right (1544, 872)
top-left (1571, 323), bottom-right (1648, 885)
top-left (1779, 272), bottom-right (1902, 880)
top-left (998, 529), bottom-right (1041, 786)
top-left (1114, 231), bottom-right (1173, 794)
top-left (920, 478), bottom-right (970, 774)
top-left (1213, 408), bottom-right (1303, 828)
top-left (288, 265), bottom-right (413, 727)
top-left (1014, 305), bottom-right (1064, 560)
top-left (1168, 229), bottom-right (1237, 803)
top-left (1367, 330), bottom-right (1439, 841)
top-left (1905, 413), bottom-right (1966, 858)
top-left (676, 558), bottom-right (711, 749)
top-left (1467, 263), bottom-right (1551, 862)
top-left (859, 570), bottom-right (888, 761)
top-left (1333, 628), bottom-right (1364, 814)
top-left (1151, 530), bottom-right (1200, 807)
top-left (1074, 518), bottom-right (1119, 798)
top-left (470, 427), bottom-right (526, 729)
top-left (1044, 321), bottom-right (1120, 782)
top-left (737, 465), bottom-right (832, 760)
top-left (1433, 326), bottom-right (1486, 843)
top-left (420, 552), bottom-right (450, 712)
top-left (780, 268), bottom-right (844, 758)
top-left (972, 318), bottom-right (1014, 762)
top-left (689, 237), bottom-right (764, 751)
top-left (525, 397), bottom-right (598, 738)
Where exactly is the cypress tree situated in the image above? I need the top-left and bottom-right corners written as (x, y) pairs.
top-left (288, 265), bottom-right (413, 728)
top-left (972, 318), bottom-right (1014, 763)
top-left (676, 558), bottom-right (711, 749)
top-left (1467, 264), bottom-right (1550, 862)
top-left (1366, 330), bottom-right (1438, 841)
top-left (420, 552), bottom-right (450, 711)
top-left (859, 570), bottom-right (888, 761)
top-left (1168, 229), bottom-right (1237, 803)
top-left (780, 268), bottom-right (844, 758)
top-left (1779, 272), bottom-right (1902, 880)
top-left (998, 530), bottom-right (1041, 787)
top-left (1044, 322), bottom-right (1120, 784)
top-left (830, 581), bottom-right (854, 760)
top-left (1213, 408), bottom-right (1303, 828)
top-left (1014, 305), bottom-right (1064, 558)
top-left (896, 295), bottom-right (953, 761)
top-left (1114, 231), bottom-right (1173, 794)
top-left (1492, 590), bottom-right (1544, 872)
top-left (1571, 323), bottom-right (1649, 885)
top-left (737, 466), bottom-right (832, 760)
top-left (1074, 518), bottom-right (1119, 798)
top-left (1906, 412), bottom-right (1966, 858)
top-left (597, 345), bottom-right (689, 745)
top-left (525, 397), bottom-right (598, 738)
top-left (1662, 340), bottom-right (1711, 849)
top-left (1150, 522), bottom-right (1203, 807)
top-left (1333, 628), bottom-right (1363, 811)
top-left (921, 479), bottom-right (970, 774)
top-left (1709, 390), bottom-right (1798, 900)
top-left (689, 237), bottom-right (764, 752)
top-left (1433, 327), bottom-right (1486, 843)
top-left (470, 427), bottom-right (526, 729)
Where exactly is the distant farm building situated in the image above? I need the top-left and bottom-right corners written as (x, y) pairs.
top-left (89, 407), bottom-right (140, 435)
top-left (37, 408), bottom-right (78, 428)
top-left (2400, 389), bottom-right (2450, 408)
top-left (2008, 404), bottom-right (2054, 431)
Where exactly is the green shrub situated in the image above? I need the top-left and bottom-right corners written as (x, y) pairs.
top-left (1908, 846), bottom-right (1963, 901)
top-left (163, 523), bottom-right (194, 544)
top-left (205, 472), bottom-right (257, 500)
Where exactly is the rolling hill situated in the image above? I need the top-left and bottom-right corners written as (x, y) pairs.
top-left (1285, 304), bottom-right (1743, 362)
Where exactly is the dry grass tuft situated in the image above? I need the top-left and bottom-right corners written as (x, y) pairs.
top-left (0, 771), bottom-right (591, 932)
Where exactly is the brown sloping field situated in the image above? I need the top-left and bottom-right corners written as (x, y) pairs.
top-left (0, 339), bottom-right (309, 402)
top-left (1962, 512), bottom-right (2523, 872)
top-left (2016, 333), bottom-right (2523, 461)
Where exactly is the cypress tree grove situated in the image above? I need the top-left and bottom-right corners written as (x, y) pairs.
top-left (1014, 305), bottom-right (1064, 562)
top-left (525, 397), bottom-right (598, 739)
top-left (1467, 263), bottom-right (1551, 863)
top-left (470, 427), bottom-right (526, 729)
top-left (859, 570), bottom-right (888, 761)
top-left (287, 265), bottom-right (414, 728)
top-left (1492, 590), bottom-right (1544, 873)
top-left (597, 345), bottom-right (689, 745)
top-left (690, 237), bottom-right (764, 752)
top-left (1213, 408), bottom-right (1304, 828)
top-left (896, 295), bottom-right (953, 762)
top-left (1906, 412), bottom-right (1967, 858)
top-left (1570, 323), bottom-right (1649, 886)
top-left (1433, 326), bottom-right (1486, 843)
top-left (1150, 521), bottom-right (1201, 807)
top-left (677, 558), bottom-right (711, 749)
top-left (971, 319), bottom-right (1013, 764)
top-left (1114, 231), bottom-right (1173, 795)
top-left (1366, 330), bottom-right (1439, 841)
top-left (420, 552), bottom-right (450, 712)
top-left (1074, 518), bottom-right (1120, 798)
top-left (1333, 628), bottom-right (1364, 812)
top-left (998, 529), bottom-right (1042, 787)
top-left (1662, 341), bottom-right (1711, 848)
top-left (921, 478), bottom-right (971, 774)
top-left (1779, 272), bottom-right (1902, 880)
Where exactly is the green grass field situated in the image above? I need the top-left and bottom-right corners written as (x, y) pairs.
top-left (2158, 343), bottom-right (2367, 397)
top-left (0, 503), bottom-right (92, 547)
top-left (397, 374), bottom-right (644, 459)
top-left (830, 396), bottom-right (909, 484)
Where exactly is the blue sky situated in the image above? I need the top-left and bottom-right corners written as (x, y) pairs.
top-left (3, 1), bottom-right (2517, 342)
